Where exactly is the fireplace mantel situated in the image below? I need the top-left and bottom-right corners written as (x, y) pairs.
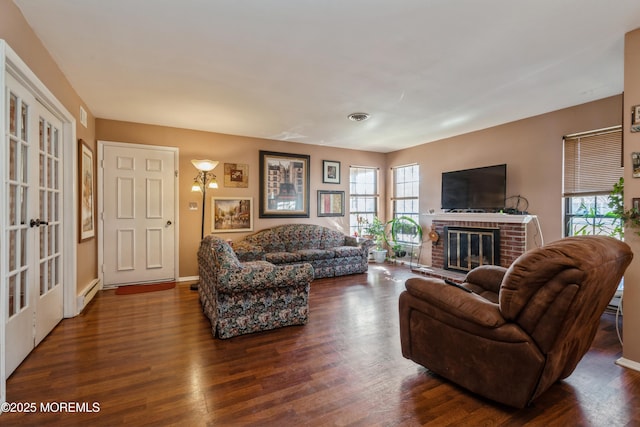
top-left (427, 213), bottom-right (538, 274)
top-left (425, 212), bottom-right (536, 225)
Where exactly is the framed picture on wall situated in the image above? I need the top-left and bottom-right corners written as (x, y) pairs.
top-left (322, 160), bottom-right (341, 184)
top-left (259, 150), bottom-right (310, 218)
top-left (317, 190), bottom-right (345, 217)
top-left (211, 197), bottom-right (253, 232)
top-left (632, 105), bottom-right (640, 133)
top-left (224, 162), bottom-right (249, 188)
top-left (633, 152), bottom-right (640, 178)
top-left (78, 139), bottom-right (95, 242)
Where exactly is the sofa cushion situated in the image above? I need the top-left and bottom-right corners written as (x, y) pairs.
top-left (266, 251), bottom-right (303, 264)
top-left (296, 249), bottom-right (336, 261)
top-left (330, 246), bottom-right (363, 257)
top-left (245, 229), bottom-right (286, 252)
top-left (320, 228), bottom-right (347, 249)
top-left (281, 224), bottom-right (325, 251)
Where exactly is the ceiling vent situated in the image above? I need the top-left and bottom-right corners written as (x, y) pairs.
top-left (347, 112), bottom-right (370, 122)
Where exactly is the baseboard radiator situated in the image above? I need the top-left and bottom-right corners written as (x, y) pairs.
top-left (77, 278), bottom-right (102, 314)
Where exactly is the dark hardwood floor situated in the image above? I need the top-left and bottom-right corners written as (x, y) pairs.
top-left (3, 264), bottom-right (640, 426)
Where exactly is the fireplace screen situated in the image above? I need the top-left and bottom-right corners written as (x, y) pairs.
top-left (444, 226), bottom-right (500, 272)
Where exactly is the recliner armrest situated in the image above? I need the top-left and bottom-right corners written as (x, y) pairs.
top-left (404, 277), bottom-right (505, 328)
top-left (464, 265), bottom-right (507, 295)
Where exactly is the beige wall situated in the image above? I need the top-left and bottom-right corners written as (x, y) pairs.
top-left (0, 0), bottom-right (97, 295)
top-left (623, 28), bottom-right (640, 365)
top-left (96, 119), bottom-right (386, 276)
top-left (386, 95), bottom-right (623, 265)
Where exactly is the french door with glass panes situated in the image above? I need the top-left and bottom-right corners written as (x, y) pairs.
top-left (4, 73), bottom-right (63, 377)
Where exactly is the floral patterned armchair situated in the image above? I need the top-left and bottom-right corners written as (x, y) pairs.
top-left (198, 235), bottom-right (314, 339)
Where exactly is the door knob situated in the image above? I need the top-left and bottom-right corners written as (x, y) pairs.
top-left (29, 218), bottom-right (49, 228)
top-left (166, 220), bottom-right (173, 226)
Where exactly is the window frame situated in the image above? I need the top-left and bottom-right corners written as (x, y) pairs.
top-left (349, 166), bottom-right (379, 238)
top-left (562, 126), bottom-right (623, 239)
top-left (391, 164), bottom-right (420, 245)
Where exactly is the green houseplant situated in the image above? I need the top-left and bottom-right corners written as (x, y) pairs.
top-left (607, 177), bottom-right (640, 238)
top-left (572, 177), bottom-right (640, 239)
top-left (387, 216), bottom-right (423, 258)
top-left (364, 217), bottom-right (388, 262)
top-left (363, 216), bottom-right (424, 262)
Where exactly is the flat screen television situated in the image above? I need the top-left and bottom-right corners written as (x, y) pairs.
top-left (441, 164), bottom-right (506, 212)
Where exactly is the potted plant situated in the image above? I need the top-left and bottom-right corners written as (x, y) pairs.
top-left (607, 177), bottom-right (640, 238)
top-left (364, 217), bottom-right (388, 263)
top-left (387, 216), bottom-right (423, 259)
top-left (354, 215), bottom-right (369, 242)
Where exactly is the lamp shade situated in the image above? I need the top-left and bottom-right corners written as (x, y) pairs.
top-left (191, 159), bottom-right (218, 172)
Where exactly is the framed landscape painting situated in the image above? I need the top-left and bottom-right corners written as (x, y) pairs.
top-left (211, 197), bottom-right (253, 232)
top-left (259, 150), bottom-right (310, 218)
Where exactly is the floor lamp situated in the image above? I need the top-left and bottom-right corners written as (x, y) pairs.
top-left (190, 159), bottom-right (218, 291)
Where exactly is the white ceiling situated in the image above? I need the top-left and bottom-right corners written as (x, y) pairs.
top-left (14, 0), bottom-right (640, 153)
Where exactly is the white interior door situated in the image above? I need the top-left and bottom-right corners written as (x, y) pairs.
top-left (102, 143), bottom-right (177, 286)
top-left (4, 74), bottom-right (63, 377)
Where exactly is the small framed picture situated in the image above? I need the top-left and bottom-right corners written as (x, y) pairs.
top-left (78, 139), bottom-right (95, 242)
top-left (633, 152), bottom-right (640, 178)
top-left (632, 106), bottom-right (640, 132)
top-left (322, 160), bottom-right (341, 184)
top-left (224, 163), bottom-right (249, 188)
top-left (317, 190), bottom-right (345, 217)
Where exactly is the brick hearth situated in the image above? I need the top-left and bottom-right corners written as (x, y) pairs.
top-left (428, 213), bottom-right (535, 275)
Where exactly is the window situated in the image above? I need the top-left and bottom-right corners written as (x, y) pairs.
top-left (349, 166), bottom-right (378, 237)
top-left (391, 164), bottom-right (420, 244)
top-left (563, 126), bottom-right (623, 238)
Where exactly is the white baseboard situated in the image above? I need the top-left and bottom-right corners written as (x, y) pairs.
top-left (178, 276), bottom-right (198, 283)
top-left (615, 357), bottom-right (640, 372)
top-left (76, 278), bottom-right (102, 314)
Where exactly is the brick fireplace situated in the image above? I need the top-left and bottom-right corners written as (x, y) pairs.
top-left (420, 213), bottom-right (536, 282)
top-left (443, 225), bottom-right (501, 272)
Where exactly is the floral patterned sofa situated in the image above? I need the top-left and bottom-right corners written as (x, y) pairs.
top-left (233, 224), bottom-right (375, 279)
top-left (198, 235), bottom-right (314, 339)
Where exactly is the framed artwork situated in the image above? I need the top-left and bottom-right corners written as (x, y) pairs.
top-left (78, 139), bottom-right (95, 242)
top-left (322, 160), bottom-right (341, 184)
top-left (211, 197), bottom-right (253, 232)
top-left (632, 105), bottom-right (640, 133)
top-left (317, 190), bottom-right (345, 217)
top-left (633, 152), bottom-right (640, 178)
top-left (259, 150), bottom-right (310, 218)
top-left (224, 162), bottom-right (249, 188)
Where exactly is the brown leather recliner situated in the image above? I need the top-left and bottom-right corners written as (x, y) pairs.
top-left (399, 235), bottom-right (633, 408)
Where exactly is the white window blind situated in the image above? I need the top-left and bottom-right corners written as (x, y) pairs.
top-left (563, 126), bottom-right (623, 197)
